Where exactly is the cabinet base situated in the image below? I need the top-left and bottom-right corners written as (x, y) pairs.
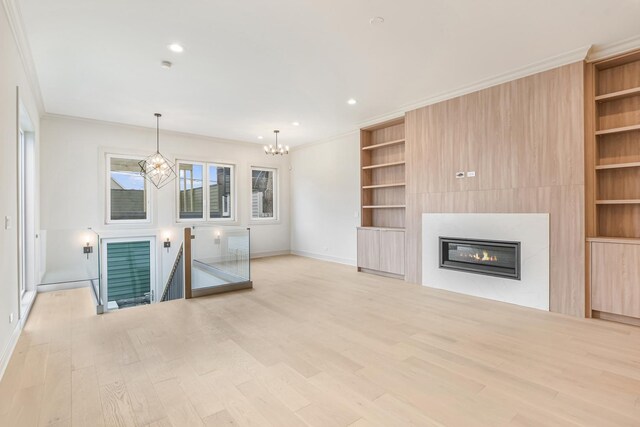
top-left (358, 267), bottom-right (404, 280)
top-left (592, 310), bottom-right (640, 327)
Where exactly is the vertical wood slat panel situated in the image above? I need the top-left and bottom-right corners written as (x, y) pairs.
top-left (405, 62), bottom-right (586, 317)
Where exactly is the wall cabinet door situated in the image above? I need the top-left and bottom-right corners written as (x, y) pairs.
top-left (591, 242), bottom-right (640, 318)
top-left (357, 228), bottom-right (380, 271)
top-left (380, 230), bottom-right (405, 275)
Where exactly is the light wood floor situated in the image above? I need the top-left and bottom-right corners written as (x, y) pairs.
top-left (1, 255), bottom-right (640, 426)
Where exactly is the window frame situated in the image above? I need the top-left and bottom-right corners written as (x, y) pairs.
top-left (176, 160), bottom-right (207, 222)
top-left (105, 154), bottom-right (151, 225)
top-left (250, 166), bottom-right (278, 222)
top-left (207, 162), bottom-right (236, 222)
top-left (175, 159), bottom-right (237, 223)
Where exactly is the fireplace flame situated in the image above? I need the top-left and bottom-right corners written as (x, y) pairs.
top-left (464, 250), bottom-right (498, 262)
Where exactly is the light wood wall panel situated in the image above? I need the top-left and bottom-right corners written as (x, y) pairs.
top-left (405, 62), bottom-right (586, 317)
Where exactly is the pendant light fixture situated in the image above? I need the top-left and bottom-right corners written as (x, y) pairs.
top-left (264, 130), bottom-right (289, 155)
top-left (139, 113), bottom-right (177, 189)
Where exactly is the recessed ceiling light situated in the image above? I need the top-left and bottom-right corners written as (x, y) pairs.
top-left (369, 17), bottom-right (384, 25)
top-left (347, 98), bottom-right (357, 105)
top-left (168, 43), bottom-right (184, 53)
top-left (292, 122), bottom-right (300, 126)
top-left (160, 60), bottom-right (173, 69)
top-left (257, 136), bottom-right (264, 140)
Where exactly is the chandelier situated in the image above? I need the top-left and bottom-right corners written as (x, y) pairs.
top-left (264, 130), bottom-right (289, 155)
top-left (139, 113), bottom-right (177, 189)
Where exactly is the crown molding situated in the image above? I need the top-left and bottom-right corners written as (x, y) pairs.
top-left (2, 0), bottom-right (45, 115)
top-left (299, 45), bottom-right (591, 151)
top-left (289, 129), bottom-right (359, 152)
top-left (587, 34), bottom-right (640, 62)
top-left (41, 112), bottom-right (267, 149)
top-left (358, 44), bottom-right (591, 130)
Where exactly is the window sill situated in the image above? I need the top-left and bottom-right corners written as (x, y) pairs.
top-left (175, 219), bottom-right (238, 225)
top-left (248, 219), bottom-right (281, 226)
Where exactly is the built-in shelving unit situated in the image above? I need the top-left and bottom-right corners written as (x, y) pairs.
top-left (360, 117), bottom-right (406, 229)
top-left (358, 117), bottom-right (406, 279)
top-left (585, 48), bottom-right (640, 325)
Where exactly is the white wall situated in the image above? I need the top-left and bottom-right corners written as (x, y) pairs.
top-left (422, 213), bottom-right (550, 311)
top-left (0, 3), bottom-right (41, 375)
top-left (40, 115), bottom-right (291, 285)
top-left (290, 132), bottom-right (360, 265)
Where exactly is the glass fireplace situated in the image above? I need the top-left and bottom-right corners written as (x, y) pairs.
top-left (439, 237), bottom-right (521, 280)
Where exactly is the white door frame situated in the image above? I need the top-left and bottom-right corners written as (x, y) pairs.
top-left (100, 236), bottom-right (158, 310)
top-left (17, 93), bottom-right (37, 321)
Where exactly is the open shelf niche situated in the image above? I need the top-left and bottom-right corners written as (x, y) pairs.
top-left (360, 117), bottom-right (406, 229)
top-left (588, 49), bottom-right (640, 239)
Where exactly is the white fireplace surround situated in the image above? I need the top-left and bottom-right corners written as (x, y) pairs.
top-left (422, 213), bottom-right (550, 311)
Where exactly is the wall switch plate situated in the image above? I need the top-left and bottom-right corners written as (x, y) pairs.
top-left (467, 171), bottom-right (476, 177)
top-left (456, 172), bottom-right (465, 179)
top-left (4, 216), bottom-right (11, 230)
top-left (9, 313), bottom-right (13, 324)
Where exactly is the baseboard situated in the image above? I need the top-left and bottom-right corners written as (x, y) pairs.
top-left (251, 250), bottom-right (291, 259)
top-left (0, 321), bottom-right (22, 382)
top-left (0, 289), bottom-right (38, 381)
top-left (592, 310), bottom-right (640, 327)
top-left (291, 250), bottom-right (356, 266)
top-left (20, 290), bottom-right (36, 327)
top-left (359, 267), bottom-right (404, 280)
top-left (37, 280), bottom-right (89, 293)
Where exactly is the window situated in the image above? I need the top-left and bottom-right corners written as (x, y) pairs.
top-left (107, 155), bottom-right (149, 222)
top-left (177, 161), bottom-right (235, 221)
top-left (209, 163), bottom-right (233, 219)
top-left (251, 167), bottom-right (277, 220)
top-left (178, 162), bottom-right (204, 219)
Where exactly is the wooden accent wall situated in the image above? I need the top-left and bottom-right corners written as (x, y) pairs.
top-left (405, 62), bottom-right (586, 317)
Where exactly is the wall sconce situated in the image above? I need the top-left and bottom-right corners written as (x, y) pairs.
top-left (214, 231), bottom-right (221, 244)
top-left (83, 242), bottom-right (93, 259)
top-left (164, 237), bottom-right (171, 252)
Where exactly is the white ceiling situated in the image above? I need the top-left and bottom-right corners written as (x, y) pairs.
top-left (19, 0), bottom-right (640, 146)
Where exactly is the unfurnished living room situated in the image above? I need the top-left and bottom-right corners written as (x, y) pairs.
top-left (2, 1), bottom-right (640, 426)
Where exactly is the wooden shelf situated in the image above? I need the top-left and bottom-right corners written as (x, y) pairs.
top-left (357, 226), bottom-right (405, 232)
top-left (362, 205), bottom-right (406, 209)
top-left (595, 87), bottom-right (640, 103)
top-left (595, 199), bottom-right (640, 205)
top-left (587, 237), bottom-right (640, 245)
top-left (595, 162), bottom-right (640, 170)
top-left (362, 161), bottom-right (405, 170)
top-left (362, 139), bottom-right (405, 151)
top-left (362, 183), bottom-right (406, 189)
top-left (595, 124), bottom-right (640, 136)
